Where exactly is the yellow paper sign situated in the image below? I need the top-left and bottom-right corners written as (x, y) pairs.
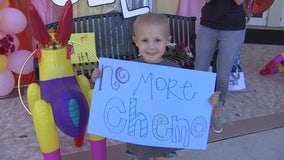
top-left (69, 32), bottom-right (98, 64)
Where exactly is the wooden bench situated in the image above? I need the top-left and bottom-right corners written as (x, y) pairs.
top-left (42, 12), bottom-right (196, 79)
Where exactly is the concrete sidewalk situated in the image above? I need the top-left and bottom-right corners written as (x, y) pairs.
top-left (175, 127), bottom-right (284, 160)
top-left (62, 127), bottom-right (284, 160)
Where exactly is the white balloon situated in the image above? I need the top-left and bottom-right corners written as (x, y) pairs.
top-left (0, 68), bottom-right (15, 96)
top-left (0, 8), bottom-right (27, 34)
top-left (7, 50), bottom-right (34, 74)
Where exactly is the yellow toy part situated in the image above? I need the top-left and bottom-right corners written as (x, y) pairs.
top-left (27, 83), bottom-right (41, 109)
top-left (19, 1), bottom-right (106, 159)
top-left (39, 46), bottom-right (74, 81)
top-left (27, 83), bottom-right (60, 155)
top-left (0, 0), bottom-right (9, 9)
top-left (76, 74), bottom-right (92, 104)
top-left (0, 55), bottom-right (7, 72)
top-left (32, 100), bottom-right (59, 153)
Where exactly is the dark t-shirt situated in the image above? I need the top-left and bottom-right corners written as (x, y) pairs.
top-left (200, 0), bottom-right (246, 30)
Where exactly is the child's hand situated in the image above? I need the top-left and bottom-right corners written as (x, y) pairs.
top-left (91, 68), bottom-right (101, 83)
top-left (209, 91), bottom-right (221, 107)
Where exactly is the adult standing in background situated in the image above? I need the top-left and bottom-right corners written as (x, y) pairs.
top-left (195, 0), bottom-right (246, 134)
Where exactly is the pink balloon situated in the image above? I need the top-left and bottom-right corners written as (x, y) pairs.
top-left (0, 68), bottom-right (15, 96)
top-left (0, 8), bottom-right (27, 34)
top-left (0, 32), bottom-right (19, 55)
top-left (0, 32), bottom-right (5, 39)
top-left (7, 50), bottom-right (34, 74)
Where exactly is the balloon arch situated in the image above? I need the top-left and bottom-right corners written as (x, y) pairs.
top-left (0, 0), bottom-right (34, 97)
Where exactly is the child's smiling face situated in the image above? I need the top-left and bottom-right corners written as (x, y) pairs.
top-left (133, 23), bottom-right (171, 63)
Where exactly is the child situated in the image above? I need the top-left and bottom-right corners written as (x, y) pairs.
top-left (91, 13), bottom-right (220, 160)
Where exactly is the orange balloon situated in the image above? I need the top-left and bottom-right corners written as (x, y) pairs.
top-left (0, 0), bottom-right (9, 9)
top-left (252, 0), bottom-right (274, 14)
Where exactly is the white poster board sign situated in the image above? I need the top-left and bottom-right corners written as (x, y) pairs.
top-left (88, 58), bottom-right (216, 150)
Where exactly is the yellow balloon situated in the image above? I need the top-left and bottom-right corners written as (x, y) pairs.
top-left (0, 0), bottom-right (9, 9)
top-left (0, 55), bottom-right (7, 72)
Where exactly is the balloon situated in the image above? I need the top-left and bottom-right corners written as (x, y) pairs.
top-left (0, 32), bottom-right (5, 39)
top-left (0, 68), bottom-right (15, 96)
top-left (0, 8), bottom-right (27, 34)
top-left (7, 50), bottom-right (34, 74)
top-left (0, 33), bottom-right (20, 55)
top-left (0, 54), bottom-right (7, 72)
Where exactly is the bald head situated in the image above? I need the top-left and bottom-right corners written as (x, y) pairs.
top-left (133, 13), bottom-right (170, 36)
